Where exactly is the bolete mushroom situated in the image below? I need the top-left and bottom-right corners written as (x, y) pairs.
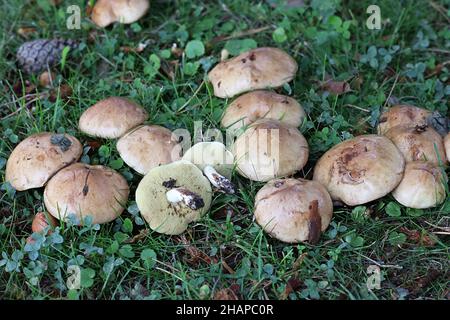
top-left (392, 161), bottom-right (447, 209)
top-left (313, 135), bottom-right (405, 206)
top-left (44, 163), bottom-right (130, 224)
top-left (232, 119), bottom-right (309, 182)
top-left (208, 47), bottom-right (298, 98)
top-left (135, 160), bottom-right (212, 235)
top-left (79, 97), bottom-right (148, 139)
top-left (5, 132), bottom-right (82, 191)
top-left (182, 142), bottom-right (235, 194)
top-left (384, 125), bottom-right (447, 165)
top-left (254, 178), bottom-right (333, 244)
top-left (445, 133), bottom-right (450, 162)
top-left (91, 0), bottom-right (150, 27)
top-left (377, 105), bottom-right (431, 134)
top-left (221, 90), bottom-right (306, 133)
top-left (117, 125), bottom-right (182, 175)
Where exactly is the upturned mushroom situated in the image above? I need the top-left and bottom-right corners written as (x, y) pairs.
top-left (5, 133), bottom-right (82, 191)
top-left (208, 47), bottom-right (298, 98)
top-left (221, 90), bottom-right (306, 134)
top-left (384, 125), bottom-right (447, 165)
top-left (117, 125), bottom-right (182, 175)
top-left (79, 97), bottom-right (148, 139)
top-left (182, 142), bottom-right (235, 194)
top-left (392, 161), bottom-right (447, 209)
top-left (313, 135), bottom-right (405, 206)
top-left (232, 119), bottom-right (309, 182)
top-left (91, 0), bottom-right (150, 27)
top-left (445, 133), bottom-right (450, 162)
top-left (44, 163), bottom-right (130, 224)
top-left (135, 160), bottom-right (212, 235)
top-left (377, 105), bottom-right (431, 134)
top-left (254, 178), bottom-right (333, 244)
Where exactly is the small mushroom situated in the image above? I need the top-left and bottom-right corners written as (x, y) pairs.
top-left (232, 119), bottom-right (309, 182)
top-left (182, 142), bottom-right (235, 194)
top-left (313, 135), bottom-right (405, 206)
top-left (221, 90), bottom-right (306, 134)
top-left (135, 160), bottom-right (212, 235)
top-left (254, 178), bottom-right (333, 244)
top-left (91, 0), bottom-right (150, 27)
top-left (445, 133), bottom-right (450, 162)
top-left (208, 47), bottom-right (298, 98)
top-left (31, 212), bottom-right (58, 234)
top-left (384, 125), bottom-right (447, 165)
top-left (44, 163), bottom-right (130, 224)
top-left (79, 97), bottom-right (148, 139)
top-left (117, 125), bottom-right (182, 175)
top-left (377, 105), bottom-right (431, 134)
top-left (392, 161), bottom-right (447, 209)
top-left (5, 132), bottom-right (82, 191)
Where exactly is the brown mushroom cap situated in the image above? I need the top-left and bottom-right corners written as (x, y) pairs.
top-left (117, 125), bottom-right (182, 175)
top-left (5, 133), bottom-right (82, 191)
top-left (79, 97), bottom-right (148, 139)
top-left (91, 0), bottom-right (150, 27)
top-left (135, 160), bottom-right (212, 235)
top-left (445, 133), bottom-right (450, 162)
top-left (221, 90), bottom-right (306, 133)
top-left (392, 161), bottom-right (447, 209)
top-left (384, 125), bottom-right (447, 165)
top-left (44, 163), bottom-right (129, 224)
top-left (232, 119), bottom-right (309, 182)
top-left (313, 134), bottom-right (405, 206)
top-left (254, 178), bottom-right (333, 244)
top-left (208, 47), bottom-right (298, 98)
top-left (377, 105), bottom-right (431, 134)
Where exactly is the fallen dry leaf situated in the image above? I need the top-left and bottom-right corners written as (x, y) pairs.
top-left (280, 277), bottom-right (302, 300)
top-left (213, 287), bottom-right (239, 300)
top-left (176, 235), bottom-right (218, 266)
top-left (124, 229), bottom-right (149, 244)
top-left (399, 227), bottom-right (436, 247)
top-left (49, 84), bottom-right (72, 102)
top-left (17, 27), bottom-right (37, 38)
top-left (320, 79), bottom-right (351, 95)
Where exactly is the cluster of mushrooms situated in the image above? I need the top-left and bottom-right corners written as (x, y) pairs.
top-left (7, 0), bottom-right (450, 245)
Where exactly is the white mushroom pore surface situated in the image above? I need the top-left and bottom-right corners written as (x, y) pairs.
top-left (208, 47), bottom-right (298, 98)
top-left (182, 142), bottom-right (235, 194)
top-left (5, 132), bottom-right (82, 191)
top-left (135, 160), bottom-right (212, 235)
top-left (91, 0), bottom-right (150, 27)
top-left (254, 178), bottom-right (333, 244)
top-left (79, 97), bottom-right (148, 139)
top-left (313, 134), bottom-right (405, 206)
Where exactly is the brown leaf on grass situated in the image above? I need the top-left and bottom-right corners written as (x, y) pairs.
top-left (213, 287), bottom-right (239, 300)
top-left (160, 59), bottom-right (177, 81)
top-left (212, 206), bottom-right (235, 220)
top-left (171, 44), bottom-right (184, 58)
top-left (49, 84), bottom-right (72, 102)
top-left (292, 252), bottom-right (308, 270)
top-left (426, 60), bottom-right (450, 79)
top-left (124, 229), bottom-right (150, 244)
top-left (399, 227), bottom-right (436, 247)
top-left (410, 269), bottom-right (442, 295)
top-left (176, 235), bottom-right (218, 266)
top-left (280, 277), bottom-right (302, 300)
top-left (320, 79), bottom-right (351, 95)
top-left (13, 80), bottom-right (36, 96)
top-left (120, 43), bottom-right (148, 54)
top-left (86, 140), bottom-right (102, 153)
top-left (17, 27), bottom-right (37, 38)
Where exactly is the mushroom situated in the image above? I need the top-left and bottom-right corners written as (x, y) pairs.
top-left (221, 90), bottom-right (306, 134)
top-left (313, 134), bottom-right (405, 206)
top-left (232, 119), bottom-right (309, 182)
top-left (135, 160), bottom-right (212, 235)
top-left (377, 105), bottom-right (431, 134)
top-left (392, 161), bottom-right (447, 209)
top-left (208, 47), bottom-right (298, 98)
top-left (445, 133), bottom-right (450, 162)
top-left (117, 125), bottom-right (182, 175)
top-left (91, 0), bottom-right (150, 27)
top-left (79, 97), bottom-right (148, 139)
top-left (254, 178), bottom-right (333, 244)
top-left (384, 125), bottom-right (447, 165)
top-left (182, 142), bottom-right (235, 194)
top-left (5, 132), bottom-right (82, 191)
top-left (44, 163), bottom-right (130, 224)
top-left (31, 212), bottom-right (58, 234)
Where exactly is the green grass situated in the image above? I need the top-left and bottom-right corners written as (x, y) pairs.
top-left (0, 0), bottom-right (449, 300)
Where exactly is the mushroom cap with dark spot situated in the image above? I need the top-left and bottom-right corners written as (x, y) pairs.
top-left (232, 119), bottom-right (309, 182)
top-left (5, 132), bottom-right (82, 191)
top-left (79, 97), bottom-right (148, 139)
top-left (91, 0), bottom-right (150, 27)
top-left (313, 134), bottom-right (405, 206)
top-left (385, 125), bottom-right (447, 165)
top-left (254, 178), bottom-right (333, 243)
top-left (135, 160), bottom-right (212, 235)
top-left (221, 90), bottom-right (306, 133)
top-left (44, 163), bottom-right (129, 224)
top-left (117, 125), bottom-right (182, 175)
top-left (392, 161), bottom-right (447, 209)
top-left (208, 47), bottom-right (298, 98)
top-left (377, 105), bottom-right (431, 134)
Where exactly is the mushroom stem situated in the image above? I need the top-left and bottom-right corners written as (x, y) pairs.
top-left (203, 165), bottom-right (235, 194)
top-left (166, 187), bottom-right (205, 210)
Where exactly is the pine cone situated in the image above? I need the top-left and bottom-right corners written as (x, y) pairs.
top-left (16, 38), bottom-right (78, 74)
